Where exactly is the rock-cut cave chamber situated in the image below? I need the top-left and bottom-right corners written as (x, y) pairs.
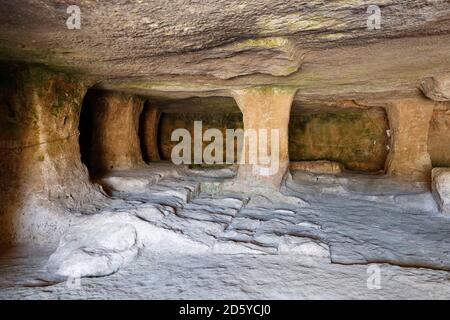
top-left (1, 0), bottom-right (450, 299)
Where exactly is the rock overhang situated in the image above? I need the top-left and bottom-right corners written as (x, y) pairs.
top-left (0, 1), bottom-right (449, 100)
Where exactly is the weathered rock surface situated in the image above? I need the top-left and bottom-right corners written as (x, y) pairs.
top-left (290, 160), bottom-right (344, 174)
top-left (87, 91), bottom-right (145, 172)
top-left (156, 100), bottom-right (243, 164)
top-left (421, 74), bottom-right (450, 102)
top-left (34, 166), bottom-right (450, 280)
top-left (0, 63), bottom-right (103, 244)
top-left (3, 247), bottom-right (450, 299)
top-left (0, 1), bottom-right (449, 99)
top-left (432, 168), bottom-right (450, 215)
top-left (46, 219), bottom-right (139, 278)
top-left (1, 1), bottom-right (450, 300)
top-left (156, 102), bottom-right (390, 173)
top-left (229, 87), bottom-right (296, 190)
top-left (289, 105), bottom-right (389, 172)
top-left (384, 97), bottom-right (435, 181)
top-left (285, 171), bottom-right (449, 270)
top-left (429, 107), bottom-right (450, 167)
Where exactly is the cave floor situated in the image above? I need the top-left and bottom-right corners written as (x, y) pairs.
top-left (1, 166), bottom-right (450, 299)
top-left (1, 245), bottom-right (450, 299)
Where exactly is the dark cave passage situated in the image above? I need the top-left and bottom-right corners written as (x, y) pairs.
top-left (79, 89), bottom-right (95, 177)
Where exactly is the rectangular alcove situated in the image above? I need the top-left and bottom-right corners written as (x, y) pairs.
top-left (288, 101), bottom-right (389, 174)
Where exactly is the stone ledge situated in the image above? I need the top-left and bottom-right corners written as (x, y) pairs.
top-left (432, 168), bottom-right (450, 214)
top-left (290, 160), bottom-right (344, 174)
top-left (421, 75), bottom-right (450, 102)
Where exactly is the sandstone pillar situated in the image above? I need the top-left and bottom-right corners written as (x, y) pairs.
top-left (385, 97), bottom-right (435, 181)
top-left (140, 104), bottom-right (161, 162)
top-left (230, 87), bottom-right (297, 190)
top-left (0, 63), bottom-right (101, 243)
top-left (90, 91), bottom-right (145, 172)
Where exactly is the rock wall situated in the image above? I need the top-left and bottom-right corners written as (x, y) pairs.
top-left (158, 112), bottom-right (243, 164)
top-left (0, 63), bottom-right (102, 244)
top-left (156, 98), bottom-right (450, 180)
top-left (289, 107), bottom-right (389, 172)
top-left (157, 104), bottom-right (388, 172)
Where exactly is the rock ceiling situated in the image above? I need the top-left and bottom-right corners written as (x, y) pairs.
top-left (1, 0), bottom-right (450, 101)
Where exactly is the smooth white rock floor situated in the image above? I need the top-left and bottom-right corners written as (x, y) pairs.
top-left (1, 167), bottom-right (450, 299)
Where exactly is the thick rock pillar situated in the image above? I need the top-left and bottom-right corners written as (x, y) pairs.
top-left (230, 87), bottom-right (296, 190)
top-left (0, 63), bottom-right (101, 244)
top-left (140, 104), bottom-right (161, 162)
top-left (385, 97), bottom-right (435, 181)
top-left (90, 91), bottom-right (145, 172)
